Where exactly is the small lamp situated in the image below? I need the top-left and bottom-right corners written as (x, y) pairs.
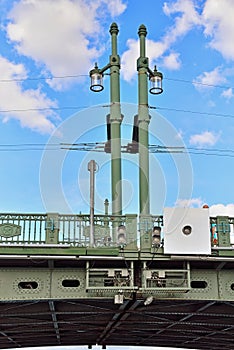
top-left (90, 63), bottom-right (104, 92)
top-left (149, 66), bottom-right (163, 95)
top-left (152, 226), bottom-right (161, 247)
top-left (117, 225), bottom-right (127, 246)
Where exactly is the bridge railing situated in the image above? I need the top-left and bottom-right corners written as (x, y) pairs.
top-left (210, 216), bottom-right (234, 247)
top-left (58, 214), bottom-right (138, 249)
top-left (0, 212), bottom-right (234, 249)
top-left (0, 213), bottom-right (138, 248)
top-left (0, 213), bottom-right (47, 244)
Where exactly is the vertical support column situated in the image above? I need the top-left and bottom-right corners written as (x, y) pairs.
top-left (88, 160), bottom-right (97, 247)
top-left (109, 22), bottom-right (122, 216)
top-left (137, 25), bottom-right (150, 216)
top-left (104, 198), bottom-right (109, 215)
top-left (104, 199), bottom-right (109, 228)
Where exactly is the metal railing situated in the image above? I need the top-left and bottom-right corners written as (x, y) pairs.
top-left (0, 213), bottom-right (138, 248)
top-left (0, 212), bottom-right (234, 249)
top-left (0, 213), bottom-right (47, 244)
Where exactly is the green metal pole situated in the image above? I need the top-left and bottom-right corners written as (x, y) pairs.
top-left (109, 23), bottom-right (122, 216)
top-left (137, 25), bottom-right (150, 215)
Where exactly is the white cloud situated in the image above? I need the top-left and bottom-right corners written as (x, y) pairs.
top-left (163, 52), bottom-right (181, 70)
top-left (6, 0), bottom-right (126, 90)
top-left (101, 0), bottom-right (127, 16)
top-left (202, 0), bottom-right (234, 60)
top-left (121, 39), bottom-right (166, 81)
top-left (121, 39), bottom-right (139, 82)
top-left (122, 0), bottom-right (201, 81)
top-left (0, 55), bottom-right (57, 134)
top-left (175, 201), bottom-right (234, 217)
top-left (189, 131), bottom-right (220, 147)
top-left (209, 203), bottom-right (234, 217)
top-left (163, 0), bottom-right (201, 43)
top-left (121, 0), bottom-right (234, 83)
top-left (175, 197), bottom-right (203, 208)
top-left (221, 87), bottom-right (234, 100)
top-left (193, 66), bottom-right (226, 91)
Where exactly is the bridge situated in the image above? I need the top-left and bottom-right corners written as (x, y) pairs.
top-left (0, 210), bottom-right (233, 350)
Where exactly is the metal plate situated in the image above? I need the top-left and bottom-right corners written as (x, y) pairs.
top-left (164, 207), bottom-right (211, 254)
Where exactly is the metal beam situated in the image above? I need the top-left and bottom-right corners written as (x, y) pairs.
top-left (48, 301), bottom-right (61, 344)
top-left (96, 300), bottom-right (131, 344)
top-left (98, 300), bottom-right (141, 345)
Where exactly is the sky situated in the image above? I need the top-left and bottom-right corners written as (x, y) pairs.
top-left (1, 0), bottom-right (234, 218)
top-left (1, 1), bottom-right (232, 350)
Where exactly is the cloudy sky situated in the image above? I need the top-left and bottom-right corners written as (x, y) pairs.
top-left (1, 0), bottom-right (234, 219)
top-left (2, 1), bottom-right (234, 350)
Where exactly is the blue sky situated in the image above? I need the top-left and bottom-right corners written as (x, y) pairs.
top-left (1, 0), bottom-right (234, 220)
top-left (2, 1), bottom-right (231, 350)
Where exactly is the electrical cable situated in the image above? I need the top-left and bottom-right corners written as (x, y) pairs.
top-left (0, 74), bottom-right (88, 83)
top-left (152, 106), bottom-right (234, 119)
top-left (0, 73), bottom-right (233, 91)
top-left (1, 142), bottom-right (234, 157)
top-left (0, 104), bottom-right (234, 120)
top-left (164, 77), bottom-right (234, 90)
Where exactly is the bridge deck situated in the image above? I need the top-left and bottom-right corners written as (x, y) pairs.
top-left (0, 211), bottom-right (233, 349)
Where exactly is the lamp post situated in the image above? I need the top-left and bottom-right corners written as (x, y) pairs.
top-left (137, 24), bottom-right (163, 216)
top-left (90, 22), bottom-right (122, 216)
top-left (88, 160), bottom-right (97, 247)
top-left (90, 23), bottom-right (163, 220)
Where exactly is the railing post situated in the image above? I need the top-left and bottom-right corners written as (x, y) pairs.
top-left (45, 213), bottom-right (59, 244)
top-left (125, 214), bottom-right (138, 250)
top-left (139, 214), bottom-right (153, 251)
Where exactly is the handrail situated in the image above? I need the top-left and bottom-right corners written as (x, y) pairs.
top-left (0, 213), bottom-right (233, 249)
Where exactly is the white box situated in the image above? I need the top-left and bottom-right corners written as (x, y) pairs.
top-left (164, 207), bottom-right (211, 255)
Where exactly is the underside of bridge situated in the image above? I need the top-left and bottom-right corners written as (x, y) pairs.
top-left (0, 297), bottom-right (234, 350)
top-left (0, 256), bottom-right (233, 350)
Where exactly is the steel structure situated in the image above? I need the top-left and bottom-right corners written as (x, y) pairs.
top-left (1, 24), bottom-right (234, 350)
top-left (0, 213), bottom-right (233, 349)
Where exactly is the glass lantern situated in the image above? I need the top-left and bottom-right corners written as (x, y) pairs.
top-left (149, 67), bottom-right (163, 95)
top-left (90, 64), bottom-right (104, 92)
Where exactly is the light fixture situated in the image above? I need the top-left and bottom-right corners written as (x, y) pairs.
top-left (149, 66), bottom-right (163, 95)
top-left (89, 63), bottom-right (104, 92)
top-left (117, 225), bottom-right (127, 246)
top-left (144, 295), bottom-right (154, 306)
top-left (114, 290), bottom-right (124, 304)
top-left (152, 226), bottom-right (161, 247)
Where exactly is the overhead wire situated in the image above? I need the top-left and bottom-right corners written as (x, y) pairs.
top-left (164, 77), bottom-right (234, 90)
top-left (150, 106), bottom-right (234, 120)
top-left (0, 74), bottom-right (233, 157)
top-left (0, 74), bottom-right (88, 83)
top-left (0, 104), bottom-right (234, 120)
top-left (0, 73), bottom-right (233, 90)
top-left (0, 142), bottom-right (234, 157)
top-left (0, 72), bottom-right (233, 118)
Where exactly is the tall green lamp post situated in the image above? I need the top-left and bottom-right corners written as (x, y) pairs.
top-left (89, 23), bottom-right (163, 228)
top-left (137, 24), bottom-right (163, 216)
top-left (137, 25), bottom-right (163, 250)
top-left (89, 23), bottom-right (122, 216)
